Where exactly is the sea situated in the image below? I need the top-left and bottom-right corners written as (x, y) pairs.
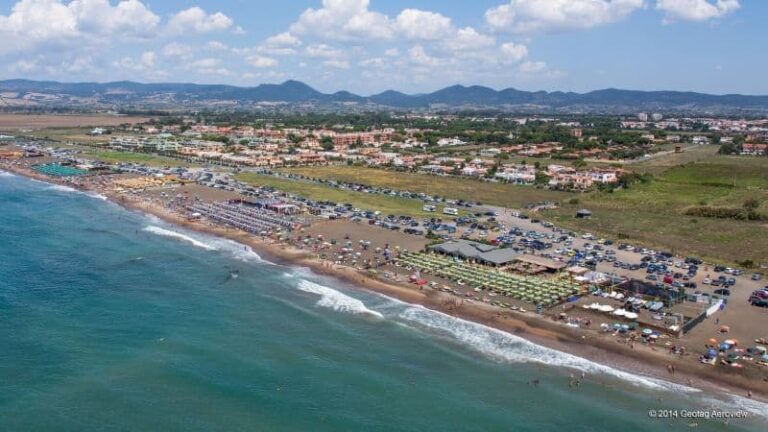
top-left (1, 170), bottom-right (766, 432)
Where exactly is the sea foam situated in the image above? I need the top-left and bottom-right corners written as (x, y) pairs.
top-left (142, 224), bottom-right (272, 264)
top-left (44, 184), bottom-right (107, 201)
top-left (397, 304), bottom-right (697, 393)
top-left (46, 184), bottom-right (79, 193)
top-left (143, 225), bottom-right (217, 251)
top-left (297, 280), bottom-right (383, 318)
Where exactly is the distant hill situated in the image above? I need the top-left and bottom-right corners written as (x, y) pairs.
top-left (2, 79), bottom-right (768, 114)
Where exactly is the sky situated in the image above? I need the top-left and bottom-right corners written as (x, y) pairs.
top-left (0, 0), bottom-right (764, 95)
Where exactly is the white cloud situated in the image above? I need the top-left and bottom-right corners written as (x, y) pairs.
top-left (162, 42), bottom-right (193, 59)
top-left (112, 50), bottom-right (157, 72)
top-left (264, 32), bottom-right (302, 47)
top-left (69, 0), bottom-right (160, 38)
top-left (305, 44), bottom-right (344, 59)
top-left (359, 57), bottom-right (386, 68)
top-left (167, 6), bottom-right (234, 35)
top-left (485, 0), bottom-right (644, 33)
top-left (0, 0), bottom-right (162, 54)
top-left (247, 55), bottom-right (278, 68)
top-left (140, 51), bottom-right (156, 68)
top-left (206, 41), bottom-right (230, 51)
top-left (384, 48), bottom-right (400, 57)
top-left (8, 59), bottom-right (38, 73)
top-left (290, 0), bottom-right (393, 41)
top-left (500, 42), bottom-right (528, 62)
top-left (394, 9), bottom-right (453, 40)
top-left (324, 59), bottom-right (350, 69)
top-left (445, 27), bottom-right (496, 51)
top-left (656, 0), bottom-right (739, 22)
top-left (408, 45), bottom-right (443, 67)
top-left (189, 58), bottom-right (219, 69)
top-left (518, 60), bottom-right (547, 73)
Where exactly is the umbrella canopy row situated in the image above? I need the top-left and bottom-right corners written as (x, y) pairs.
top-left (397, 252), bottom-right (581, 308)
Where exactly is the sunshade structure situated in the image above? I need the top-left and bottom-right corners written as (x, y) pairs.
top-left (397, 252), bottom-right (581, 308)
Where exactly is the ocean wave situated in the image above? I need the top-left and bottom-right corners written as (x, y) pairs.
top-left (725, 394), bottom-right (768, 421)
top-left (44, 185), bottom-right (107, 201)
top-left (86, 192), bottom-right (108, 201)
top-left (297, 280), bottom-right (383, 318)
top-left (46, 184), bottom-right (79, 193)
top-left (397, 305), bottom-right (697, 393)
top-left (141, 224), bottom-right (274, 265)
top-left (0, 170), bottom-right (15, 178)
top-left (142, 225), bottom-right (217, 251)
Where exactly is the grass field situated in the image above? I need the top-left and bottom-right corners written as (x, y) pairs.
top-left (25, 127), bottom-right (112, 144)
top-left (282, 165), bottom-right (573, 208)
top-left (545, 155), bottom-right (768, 264)
top-left (81, 150), bottom-right (201, 168)
top-left (628, 144), bottom-right (721, 175)
top-left (235, 172), bottom-right (436, 217)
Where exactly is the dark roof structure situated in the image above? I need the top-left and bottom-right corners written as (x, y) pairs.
top-left (431, 240), bottom-right (519, 266)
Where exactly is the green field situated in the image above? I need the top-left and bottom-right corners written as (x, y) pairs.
top-left (628, 144), bottom-right (721, 175)
top-left (26, 127), bottom-right (112, 144)
top-left (545, 155), bottom-right (768, 265)
top-left (235, 172), bottom-right (437, 217)
top-left (282, 165), bottom-right (573, 208)
top-left (82, 150), bottom-right (200, 168)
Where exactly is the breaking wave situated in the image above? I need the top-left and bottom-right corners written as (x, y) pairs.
top-left (297, 280), bottom-right (383, 318)
top-left (86, 192), bottom-right (108, 201)
top-left (142, 224), bottom-right (273, 264)
top-left (142, 225), bottom-right (217, 251)
top-left (44, 184), bottom-right (107, 201)
top-left (0, 170), bottom-right (15, 178)
top-left (397, 304), bottom-right (697, 393)
top-left (46, 184), bottom-right (79, 193)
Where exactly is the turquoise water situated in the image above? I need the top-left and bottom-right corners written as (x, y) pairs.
top-left (1, 171), bottom-right (765, 432)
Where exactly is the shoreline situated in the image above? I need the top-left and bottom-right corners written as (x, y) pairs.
top-left (2, 165), bottom-right (768, 406)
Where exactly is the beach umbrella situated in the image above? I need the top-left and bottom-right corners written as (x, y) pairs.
top-left (642, 328), bottom-right (653, 336)
top-left (756, 346), bottom-right (767, 354)
top-left (719, 343), bottom-right (731, 351)
top-left (705, 348), bottom-right (718, 359)
top-left (724, 339), bottom-right (737, 346)
top-left (708, 338), bottom-right (718, 344)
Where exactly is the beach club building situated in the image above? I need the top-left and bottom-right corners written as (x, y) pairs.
top-left (430, 240), bottom-right (520, 267)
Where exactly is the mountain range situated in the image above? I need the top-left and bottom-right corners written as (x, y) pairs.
top-left (2, 79), bottom-right (768, 114)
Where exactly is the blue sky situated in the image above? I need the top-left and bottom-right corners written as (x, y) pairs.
top-left (0, 0), bottom-right (763, 95)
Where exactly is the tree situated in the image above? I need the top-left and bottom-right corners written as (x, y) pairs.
top-left (573, 159), bottom-right (587, 169)
top-left (534, 172), bottom-right (550, 185)
top-left (743, 198), bottom-right (760, 211)
top-left (320, 136), bottom-right (335, 151)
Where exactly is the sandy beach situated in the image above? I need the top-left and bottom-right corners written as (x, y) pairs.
top-left (2, 162), bottom-right (768, 404)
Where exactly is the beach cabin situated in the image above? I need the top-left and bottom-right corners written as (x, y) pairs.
top-left (576, 209), bottom-right (593, 219)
